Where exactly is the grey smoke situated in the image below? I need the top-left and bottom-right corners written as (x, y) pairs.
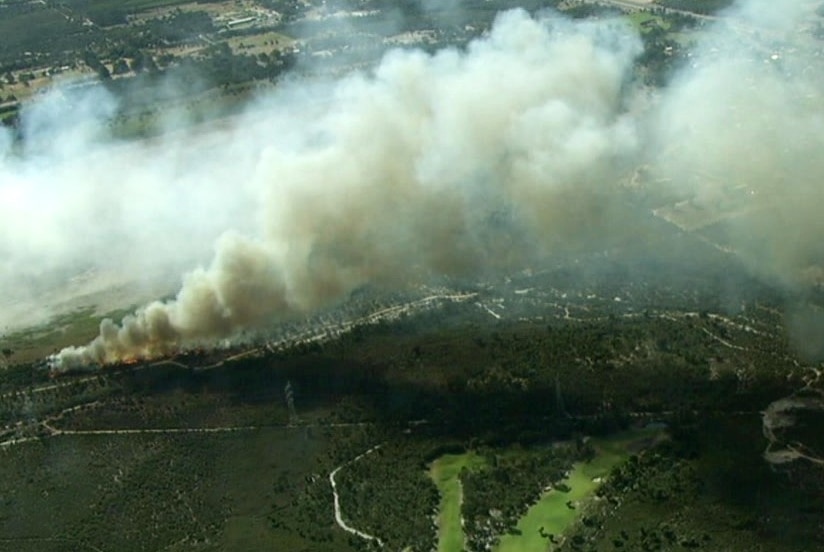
top-left (0, 2), bottom-right (820, 370)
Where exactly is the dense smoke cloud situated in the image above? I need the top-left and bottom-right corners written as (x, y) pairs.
top-left (48, 10), bottom-right (643, 369)
top-left (652, 0), bottom-right (824, 290)
top-left (0, 1), bottom-right (821, 370)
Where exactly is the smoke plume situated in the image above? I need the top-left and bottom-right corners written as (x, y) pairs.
top-left (0, 2), bottom-right (821, 370)
top-left (652, 0), bottom-right (824, 289)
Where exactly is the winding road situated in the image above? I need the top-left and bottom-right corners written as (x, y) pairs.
top-left (329, 445), bottom-right (385, 547)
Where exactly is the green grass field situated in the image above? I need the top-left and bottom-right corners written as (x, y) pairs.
top-left (627, 11), bottom-right (672, 31)
top-left (496, 429), bottom-right (662, 552)
top-left (430, 452), bottom-right (488, 552)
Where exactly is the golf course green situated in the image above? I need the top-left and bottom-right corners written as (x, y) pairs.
top-left (495, 429), bottom-right (662, 552)
top-left (429, 428), bottom-right (663, 552)
top-left (429, 452), bottom-right (488, 552)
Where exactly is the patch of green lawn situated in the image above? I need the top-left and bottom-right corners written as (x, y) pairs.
top-left (627, 11), bottom-right (672, 32)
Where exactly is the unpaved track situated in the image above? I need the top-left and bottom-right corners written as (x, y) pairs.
top-left (330, 445), bottom-right (385, 546)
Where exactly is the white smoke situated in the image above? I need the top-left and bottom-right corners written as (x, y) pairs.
top-left (0, 1), bottom-right (821, 370)
top-left (0, 84), bottom-right (262, 328)
top-left (43, 10), bottom-right (644, 369)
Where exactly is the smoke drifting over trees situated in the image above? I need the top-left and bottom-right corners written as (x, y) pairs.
top-left (0, 1), bottom-right (821, 370)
